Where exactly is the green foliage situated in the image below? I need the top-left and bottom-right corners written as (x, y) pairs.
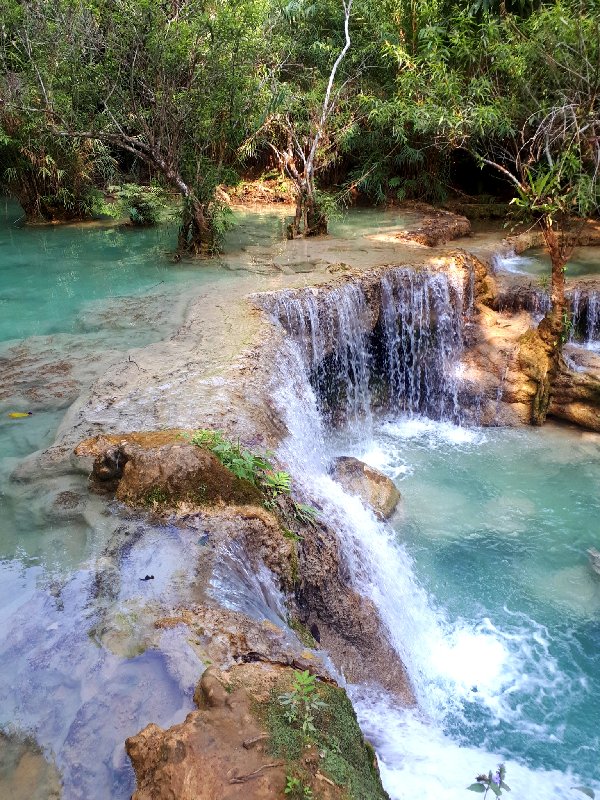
top-left (188, 429), bottom-right (295, 506)
top-left (278, 670), bottom-right (327, 737)
top-left (189, 429), bottom-right (273, 484)
top-left (112, 184), bottom-right (170, 226)
top-left (265, 679), bottom-right (388, 800)
top-left (284, 775), bottom-right (313, 798)
top-left (145, 486), bottom-right (169, 506)
top-left (468, 764), bottom-right (511, 797)
top-left (293, 502), bottom-right (319, 526)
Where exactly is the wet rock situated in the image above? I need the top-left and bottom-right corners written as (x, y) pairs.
top-left (126, 663), bottom-right (389, 800)
top-left (156, 607), bottom-right (329, 676)
top-left (551, 362), bottom-right (600, 432)
top-left (588, 548), bottom-right (600, 577)
top-left (296, 521), bottom-right (414, 703)
top-left (331, 456), bottom-right (400, 519)
top-left (396, 209), bottom-right (471, 247)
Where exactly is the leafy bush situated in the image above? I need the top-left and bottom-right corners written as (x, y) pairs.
top-left (113, 184), bottom-right (170, 226)
top-left (188, 430), bottom-right (292, 502)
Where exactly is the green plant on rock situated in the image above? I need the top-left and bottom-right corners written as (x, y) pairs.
top-left (284, 775), bottom-right (313, 799)
top-left (188, 429), bottom-right (297, 508)
top-left (293, 502), bottom-right (319, 526)
top-left (145, 486), bottom-right (168, 506)
top-left (189, 429), bottom-right (273, 483)
top-left (266, 679), bottom-right (388, 800)
top-left (468, 764), bottom-right (510, 797)
top-left (279, 670), bottom-right (327, 738)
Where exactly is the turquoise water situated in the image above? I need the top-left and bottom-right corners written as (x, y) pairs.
top-left (358, 419), bottom-right (600, 796)
top-left (3, 198), bottom-right (599, 798)
top-left (0, 199), bottom-right (228, 343)
top-left (0, 201), bottom-right (279, 798)
top-left (498, 246), bottom-right (600, 278)
top-left (0, 199), bottom-right (422, 798)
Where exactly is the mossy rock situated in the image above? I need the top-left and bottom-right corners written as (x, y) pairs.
top-left (76, 432), bottom-right (263, 509)
top-left (264, 676), bottom-right (389, 800)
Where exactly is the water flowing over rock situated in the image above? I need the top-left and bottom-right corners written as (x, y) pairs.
top-left (571, 288), bottom-right (600, 346)
top-left (377, 269), bottom-right (464, 419)
top-left (260, 265), bottom-right (467, 426)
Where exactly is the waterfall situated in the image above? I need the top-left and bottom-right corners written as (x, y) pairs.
top-left (262, 267), bottom-right (465, 425)
top-left (263, 267), bottom-right (586, 800)
top-left (378, 269), bottom-right (463, 420)
top-left (266, 283), bottom-right (373, 427)
top-left (570, 289), bottom-right (600, 347)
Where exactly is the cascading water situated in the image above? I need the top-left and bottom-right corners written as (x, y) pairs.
top-left (377, 269), bottom-right (463, 420)
top-left (264, 267), bottom-right (466, 428)
top-left (269, 284), bottom-right (373, 427)
top-left (570, 289), bottom-right (600, 348)
top-left (264, 265), bottom-right (599, 800)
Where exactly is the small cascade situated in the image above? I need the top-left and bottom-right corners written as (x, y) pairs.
top-left (268, 284), bottom-right (373, 427)
top-left (263, 267), bottom-right (466, 425)
top-left (377, 269), bottom-right (464, 420)
top-left (570, 289), bottom-right (600, 347)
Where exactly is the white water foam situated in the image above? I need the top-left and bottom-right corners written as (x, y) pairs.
top-left (270, 348), bottom-right (594, 799)
top-left (352, 688), bottom-right (581, 800)
top-left (493, 251), bottom-right (539, 274)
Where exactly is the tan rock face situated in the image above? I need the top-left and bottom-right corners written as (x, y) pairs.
top-left (331, 456), bottom-right (400, 519)
top-left (75, 432), bottom-right (263, 508)
top-left (126, 663), bottom-right (389, 800)
top-left (126, 666), bottom-right (288, 800)
top-left (0, 733), bottom-right (61, 800)
top-left (396, 210), bottom-right (471, 247)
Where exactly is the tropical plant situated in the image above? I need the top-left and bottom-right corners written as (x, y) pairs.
top-left (467, 763), bottom-right (511, 797)
top-left (279, 670), bottom-right (327, 738)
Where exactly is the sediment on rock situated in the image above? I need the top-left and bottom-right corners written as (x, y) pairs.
top-left (395, 208), bottom-right (471, 247)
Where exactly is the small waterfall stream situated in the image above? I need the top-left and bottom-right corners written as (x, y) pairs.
top-left (263, 266), bottom-right (597, 800)
top-left (265, 267), bottom-right (466, 428)
top-left (570, 289), bottom-right (600, 348)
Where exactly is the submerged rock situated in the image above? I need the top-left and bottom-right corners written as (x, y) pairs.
top-left (588, 548), bottom-right (600, 577)
top-left (126, 663), bottom-right (389, 800)
top-left (0, 732), bottom-right (62, 800)
top-left (331, 456), bottom-right (401, 519)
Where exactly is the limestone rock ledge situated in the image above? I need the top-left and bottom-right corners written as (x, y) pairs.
top-left (126, 663), bottom-right (389, 800)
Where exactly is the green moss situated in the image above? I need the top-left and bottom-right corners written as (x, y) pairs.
top-left (288, 616), bottom-right (317, 648)
top-left (145, 486), bottom-right (169, 506)
top-left (262, 679), bottom-right (389, 800)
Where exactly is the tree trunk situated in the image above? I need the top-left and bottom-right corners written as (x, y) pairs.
top-left (529, 219), bottom-right (569, 425)
top-left (177, 195), bottom-right (214, 254)
top-left (287, 179), bottom-right (327, 239)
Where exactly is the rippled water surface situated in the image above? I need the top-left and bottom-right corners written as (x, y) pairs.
top-left (354, 419), bottom-right (600, 797)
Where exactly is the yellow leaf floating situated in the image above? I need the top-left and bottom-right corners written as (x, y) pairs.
top-left (8, 412), bottom-right (32, 419)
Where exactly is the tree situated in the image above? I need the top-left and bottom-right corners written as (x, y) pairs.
top-left (0, 0), bottom-right (273, 252)
top-left (255, 0), bottom-right (355, 237)
top-left (381, 3), bottom-right (600, 423)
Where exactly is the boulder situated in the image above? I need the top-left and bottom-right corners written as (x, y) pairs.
top-left (396, 210), bottom-right (471, 247)
top-left (331, 456), bottom-right (400, 519)
top-left (126, 663), bottom-right (389, 800)
top-left (74, 432), bottom-right (263, 508)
